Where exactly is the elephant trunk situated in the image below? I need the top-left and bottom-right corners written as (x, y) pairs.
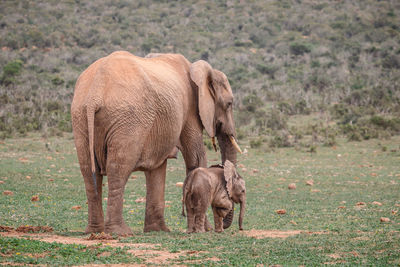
top-left (239, 198), bottom-right (246, 230)
top-left (223, 207), bottom-right (234, 229)
top-left (217, 134), bottom-right (238, 166)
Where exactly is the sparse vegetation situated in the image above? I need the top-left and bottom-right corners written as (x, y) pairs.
top-left (0, 0), bottom-right (399, 142)
top-left (0, 134), bottom-right (399, 265)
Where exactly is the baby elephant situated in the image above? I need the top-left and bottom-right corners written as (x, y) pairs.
top-left (182, 160), bottom-right (246, 233)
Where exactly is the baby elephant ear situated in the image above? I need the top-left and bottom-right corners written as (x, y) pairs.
top-left (224, 160), bottom-right (235, 198)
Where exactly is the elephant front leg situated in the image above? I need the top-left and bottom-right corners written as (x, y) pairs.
top-left (105, 163), bottom-right (132, 236)
top-left (212, 207), bottom-right (224, 233)
top-left (144, 160), bottom-right (170, 232)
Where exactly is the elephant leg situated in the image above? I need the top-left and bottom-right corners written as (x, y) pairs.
top-left (74, 135), bottom-right (105, 234)
top-left (194, 213), bottom-right (206, 233)
top-left (104, 162), bottom-right (132, 236)
top-left (212, 207), bottom-right (224, 233)
top-left (186, 207), bottom-right (195, 233)
top-left (144, 160), bottom-right (169, 232)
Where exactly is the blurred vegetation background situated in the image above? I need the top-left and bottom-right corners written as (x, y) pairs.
top-left (0, 0), bottom-right (399, 148)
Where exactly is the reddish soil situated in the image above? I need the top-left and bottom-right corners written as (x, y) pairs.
top-left (0, 225), bottom-right (218, 265)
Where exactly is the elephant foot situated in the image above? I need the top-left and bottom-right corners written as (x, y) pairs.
top-left (105, 222), bottom-right (133, 236)
top-left (85, 225), bottom-right (105, 234)
top-left (214, 228), bottom-right (224, 233)
top-left (144, 221), bottom-right (170, 232)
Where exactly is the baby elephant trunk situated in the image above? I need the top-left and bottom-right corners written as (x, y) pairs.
top-left (223, 208), bottom-right (234, 229)
top-left (239, 198), bottom-right (246, 230)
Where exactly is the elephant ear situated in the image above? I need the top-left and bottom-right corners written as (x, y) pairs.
top-left (190, 60), bottom-right (215, 137)
top-left (224, 160), bottom-right (235, 198)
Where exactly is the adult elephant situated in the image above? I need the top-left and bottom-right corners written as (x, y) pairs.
top-left (71, 51), bottom-right (241, 235)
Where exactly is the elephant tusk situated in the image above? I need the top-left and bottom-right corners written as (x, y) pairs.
top-left (229, 136), bottom-right (242, 154)
top-left (211, 137), bottom-right (217, 152)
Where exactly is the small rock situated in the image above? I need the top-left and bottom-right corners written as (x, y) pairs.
top-left (306, 180), bottom-right (314, 186)
top-left (3, 190), bottom-right (13, 196)
top-left (372, 201), bottom-right (382, 206)
top-left (176, 182), bottom-right (184, 187)
top-left (71, 205), bottom-right (82, 210)
top-left (356, 202), bottom-right (366, 206)
top-left (135, 197), bottom-right (146, 203)
top-left (380, 217), bottom-right (390, 223)
top-left (0, 180), bottom-right (4, 184)
top-left (288, 183), bottom-right (296, 190)
top-left (276, 209), bottom-right (286, 215)
top-left (31, 195), bottom-right (39, 202)
top-left (48, 179), bottom-right (54, 182)
top-left (26, 176), bottom-right (31, 179)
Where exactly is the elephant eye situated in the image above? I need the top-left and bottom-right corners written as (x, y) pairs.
top-left (226, 101), bottom-right (232, 109)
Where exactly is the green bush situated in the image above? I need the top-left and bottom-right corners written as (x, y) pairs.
top-left (256, 63), bottom-right (278, 78)
top-left (51, 76), bottom-right (64, 86)
top-left (1, 60), bottom-right (23, 85)
top-left (269, 130), bottom-right (292, 148)
top-left (242, 94), bottom-right (263, 113)
top-left (289, 42), bottom-right (312, 55)
top-left (266, 108), bottom-right (287, 131)
top-left (250, 137), bottom-right (263, 148)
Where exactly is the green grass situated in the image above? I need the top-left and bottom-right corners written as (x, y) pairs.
top-left (1, 133), bottom-right (399, 265)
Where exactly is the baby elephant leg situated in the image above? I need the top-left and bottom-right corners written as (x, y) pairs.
top-left (186, 207), bottom-right (195, 233)
top-left (212, 207), bottom-right (224, 233)
top-left (194, 212), bottom-right (206, 233)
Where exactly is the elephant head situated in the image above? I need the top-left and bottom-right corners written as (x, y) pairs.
top-left (222, 160), bottom-right (246, 230)
top-left (190, 61), bottom-right (242, 166)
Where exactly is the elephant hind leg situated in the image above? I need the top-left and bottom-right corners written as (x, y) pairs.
top-left (75, 136), bottom-right (105, 234)
top-left (144, 160), bottom-right (170, 232)
top-left (104, 162), bottom-right (133, 236)
top-left (185, 206), bottom-right (195, 233)
top-left (85, 172), bottom-right (104, 233)
top-left (192, 195), bottom-right (208, 233)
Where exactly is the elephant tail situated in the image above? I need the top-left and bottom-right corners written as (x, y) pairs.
top-left (181, 173), bottom-right (191, 217)
top-left (86, 103), bottom-right (98, 195)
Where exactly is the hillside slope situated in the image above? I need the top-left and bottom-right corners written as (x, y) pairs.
top-left (0, 0), bottom-right (399, 140)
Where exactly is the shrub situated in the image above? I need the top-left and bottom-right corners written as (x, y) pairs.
top-left (51, 76), bottom-right (64, 86)
top-left (269, 130), bottom-right (292, 148)
top-left (1, 60), bottom-right (23, 85)
top-left (266, 108), bottom-right (287, 131)
top-left (289, 42), bottom-right (312, 55)
top-left (250, 137), bottom-right (263, 148)
top-left (256, 63), bottom-right (278, 79)
top-left (242, 94), bottom-right (263, 113)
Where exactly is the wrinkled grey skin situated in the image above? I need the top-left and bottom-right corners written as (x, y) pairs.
top-left (182, 160), bottom-right (246, 233)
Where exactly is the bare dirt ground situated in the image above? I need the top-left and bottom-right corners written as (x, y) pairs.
top-left (0, 226), bottom-right (218, 266)
top-left (1, 226), bottom-right (326, 266)
top-left (241, 229), bottom-right (327, 239)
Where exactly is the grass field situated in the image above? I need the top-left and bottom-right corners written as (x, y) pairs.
top-left (0, 133), bottom-right (399, 266)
